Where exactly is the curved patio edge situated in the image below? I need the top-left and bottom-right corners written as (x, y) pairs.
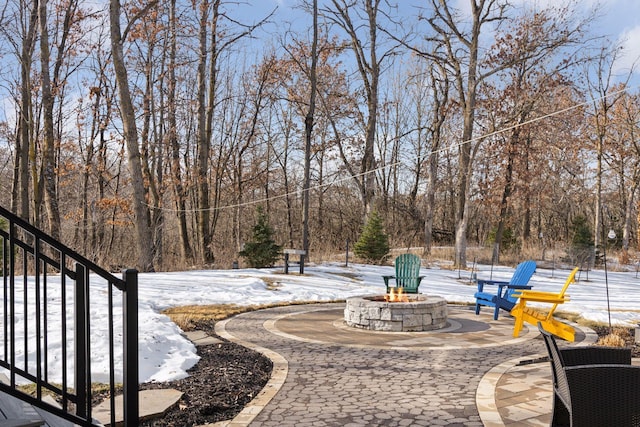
top-left (476, 321), bottom-right (598, 427)
top-left (211, 315), bottom-right (289, 427)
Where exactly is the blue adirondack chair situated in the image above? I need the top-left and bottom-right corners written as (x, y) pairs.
top-left (474, 260), bottom-right (536, 320)
top-left (382, 253), bottom-right (424, 293)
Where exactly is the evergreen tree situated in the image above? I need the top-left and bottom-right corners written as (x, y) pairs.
top-left (239, 206), bottom-right (282, 268)
top-left (354, 211), bottom-right (390, 264)
top-left (570, 215), bottom-right (594, 266)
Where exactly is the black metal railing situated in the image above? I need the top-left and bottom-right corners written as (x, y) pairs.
top-left (0, 205), bottom-right (138, 426)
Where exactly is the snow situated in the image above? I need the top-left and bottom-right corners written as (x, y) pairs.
top-left (5, 262), bottom-right (640, 385)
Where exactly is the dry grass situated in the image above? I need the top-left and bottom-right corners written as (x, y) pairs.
top-left (162, 300), bottom-right (341, 332)
top-left (596, 331), bottom-right (628, 347)
top-left (595, 326), bottom-right (633, 347)
top-left (17, 382), bottom-right (120, 402)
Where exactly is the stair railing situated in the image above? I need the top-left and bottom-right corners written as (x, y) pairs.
top-left (0, 206), bottom-right (138, 426)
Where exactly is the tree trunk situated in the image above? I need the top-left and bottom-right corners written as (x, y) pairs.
top-left (424, 62), bottom-right (448, 255)
top-left (622, 180), bottom-right (638, 251)
top-left (195, 0), bottom-right (217, 265)
top-left (327, 0), bottom-right (384, 216)
top-left (302, 0), bottom-right (318, 258)
top-left (38, 0), bottom-right (61, 240)
top-left (109, 0), bottom-right (155, 272)
top-left (17, 0), bottom-right (39, 222)
top-left (140, 36), bottom-right (162, 268)
top-left (168, 0), bottom-right (193, 262)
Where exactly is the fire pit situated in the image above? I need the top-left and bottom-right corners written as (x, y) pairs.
top-left (344, 291), bottom-right (447, 332)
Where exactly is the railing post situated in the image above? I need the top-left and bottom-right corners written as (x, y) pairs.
top-left (122, 269), bottom-right (139, 427)
top-left (74, 263), bottom-right (88, 419)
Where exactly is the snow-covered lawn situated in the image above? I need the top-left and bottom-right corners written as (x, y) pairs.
top-left (5, 262), bottom-right (640, 384)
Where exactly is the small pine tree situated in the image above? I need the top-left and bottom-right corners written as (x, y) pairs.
top-left (571, 215), bottom-right (593, 249)
top-left (570, 215), bottom-right (594, 266)
top-left (239, 207), bottom-right (282, 268)
top-left (354, 211), bottom-right (390, 264)
top-left (488, 226), bottom-right (518, 252)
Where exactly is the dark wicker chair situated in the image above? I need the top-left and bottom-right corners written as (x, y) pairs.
top-left (538, 322), bottom-right (640, 426)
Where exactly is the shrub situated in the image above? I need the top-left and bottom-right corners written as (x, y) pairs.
top-left (354, 211), bottom-right (390, 264)
top-left (569, 215), bottom-right (594, 266)
top-left (488, 226), bottom-right (518, 252)
top-left (239, 206), bottom-right (282, 268)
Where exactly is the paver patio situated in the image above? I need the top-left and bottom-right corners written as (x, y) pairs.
top-left (210, 302), bottom-right (602, 426)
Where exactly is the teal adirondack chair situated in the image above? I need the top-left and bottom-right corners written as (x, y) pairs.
top-left (474, 260), bottom-right (536, 320)
top-left (382, 254), bottom-right (424, 293)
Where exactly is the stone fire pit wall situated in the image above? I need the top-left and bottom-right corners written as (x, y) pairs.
top-left (344, 295), bottom-right (447, 332)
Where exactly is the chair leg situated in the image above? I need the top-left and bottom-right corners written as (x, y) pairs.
top-left (511, 304), bottom-right (524, 337)
top-left (475, 303), bottom-right (481, 315)
top-left (493, 305), bottom-right (499, 321)
top-left (551, 393), bottom-right (570, 427)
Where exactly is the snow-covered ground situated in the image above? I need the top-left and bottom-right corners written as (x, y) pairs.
top-left (5, 262), bottom-right (640, 384)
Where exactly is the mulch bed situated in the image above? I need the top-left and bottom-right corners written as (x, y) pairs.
top-left (138, 319), bottom-right (272, 426)
top-left (130, 320), bottom-right (638, 426)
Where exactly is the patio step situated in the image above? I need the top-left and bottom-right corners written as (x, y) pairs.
top-left (93, 388), bottom-right (183, 426)
top-left (0, 374), bottom-right (45, 427)
top-left (0, 420), bottom-right (44, 427)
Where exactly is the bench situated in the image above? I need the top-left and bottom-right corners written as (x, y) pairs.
top-left (283, 249), bottom-right (306, 274)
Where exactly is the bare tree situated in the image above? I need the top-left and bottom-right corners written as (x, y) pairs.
top-left (167, 0), bottom-right (193, 262)
top-left (109, 0), bottom-right (156, 271)
top-left (422, 0), bottom-right (510, 267)
top-left (194, 0), bottom-right (218, 265)
top-left (614, 91), bottom-right (640, 251)
top-left (302, 0), bottom-right (319, 259)
top-left (482, 8), bottom-right (588, 262)
top-left (321, 0), bottom-right (399, 216)
top-left (193, 1), bottom-right (271, 265)
top-left (587, 44), bottom-right (630, 251)
top-left (39, 0), bottom-right (81, 239)
top-left (423, 60), bottom-right (449, 254)
top-left (9, 0), bottom-right (39, 221)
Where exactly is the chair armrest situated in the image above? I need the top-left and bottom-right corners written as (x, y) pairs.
top-left (477, 279), bottom-right (508, 287)
top-left (382, 275), bottom-right (395, 286)
top-left (514, 290), bottom-right (562, 297)
top-left (505, 284), bottom-right (533, 290)
top-left (476, 280), bottom-right (509, 292)
top-left (512, 290), bottom-right (569, 303)
top-left (560, 347), bottom-right (632, 366)
top-left (477, 280), bottom-right (510, 286)
top-left (498, 283), bottom-right (532, 296)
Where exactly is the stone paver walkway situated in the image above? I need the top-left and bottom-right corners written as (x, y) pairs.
top-left (212, 302), bottom-right (596, 426)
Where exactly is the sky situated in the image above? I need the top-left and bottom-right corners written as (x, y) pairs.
top-left (3, 261), bottom-right (639, 385)
top-left (241, 0), bottom-right (640, 79)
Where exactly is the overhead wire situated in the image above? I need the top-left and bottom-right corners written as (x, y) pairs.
top-left (144, 84), bottom-right (636, 214)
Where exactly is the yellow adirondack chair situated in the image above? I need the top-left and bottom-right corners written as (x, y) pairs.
top-left (510, 267), bottom-right (579, 342)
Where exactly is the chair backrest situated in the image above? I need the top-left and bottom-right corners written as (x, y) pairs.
top-left (557, 267), bottom-right (579, 298)
top-left (503, 260), bottom-right (537, 302)
top-left (395, 253), bottom-right (422, 288)
top-left (508, 260), bottom-right (537, 286)
top-left (538, 322), bottom-right (572, 410)
top-left (545, 267), bottom-right (579, 319)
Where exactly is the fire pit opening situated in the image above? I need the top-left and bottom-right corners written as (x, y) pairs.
top-left (344, 290), bottom-right (447, 332)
